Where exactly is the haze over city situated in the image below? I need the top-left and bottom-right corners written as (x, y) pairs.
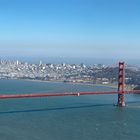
top-left (0, 0), bottom-right (140, 64)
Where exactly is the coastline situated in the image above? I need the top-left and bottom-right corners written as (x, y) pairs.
top-left (18, 79), bottom-right (134, 90)
top-left (0, 78), bottom-right (118, 89)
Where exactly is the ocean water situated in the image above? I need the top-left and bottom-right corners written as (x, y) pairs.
top-left (0, 80), bottom-right (140, 140)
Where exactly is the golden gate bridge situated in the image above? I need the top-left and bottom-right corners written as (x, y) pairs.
top-left (0, 62), bottom-right (140, 107)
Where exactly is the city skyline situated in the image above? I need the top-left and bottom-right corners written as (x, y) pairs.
top-left (0, 0), bottom-right (140, 61)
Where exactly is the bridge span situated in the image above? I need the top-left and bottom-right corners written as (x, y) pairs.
top-left (0, 62), bottom-right (140, 107)
top-left (0, 90), bottom-right (140, 99)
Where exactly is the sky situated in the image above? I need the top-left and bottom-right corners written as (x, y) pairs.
top-left (0, 0), bottom-right (140, 63)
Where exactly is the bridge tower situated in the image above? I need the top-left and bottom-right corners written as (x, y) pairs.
top-left (117, 62), bottom-right (125, 107)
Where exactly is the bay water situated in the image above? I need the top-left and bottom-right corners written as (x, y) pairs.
top-left (0, 80), bottom-right (140, 140)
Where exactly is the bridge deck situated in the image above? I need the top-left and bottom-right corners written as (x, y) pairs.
top-left (0, 90), bottom-right (140, 99)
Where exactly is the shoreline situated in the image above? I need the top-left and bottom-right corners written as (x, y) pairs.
top-left (0, 78), bottom-right (118, 89)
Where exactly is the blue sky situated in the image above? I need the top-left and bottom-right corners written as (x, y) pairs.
top-left (0, 0), bottom-right (140, 62)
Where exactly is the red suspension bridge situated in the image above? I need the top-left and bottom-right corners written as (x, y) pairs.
top-left (0, 62), bottom-right (140, 107)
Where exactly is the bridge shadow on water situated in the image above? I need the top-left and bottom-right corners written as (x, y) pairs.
top-left (0, 103), bottom-right (113, 115)
top-left (0, 101), bottom-right (140, 115)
